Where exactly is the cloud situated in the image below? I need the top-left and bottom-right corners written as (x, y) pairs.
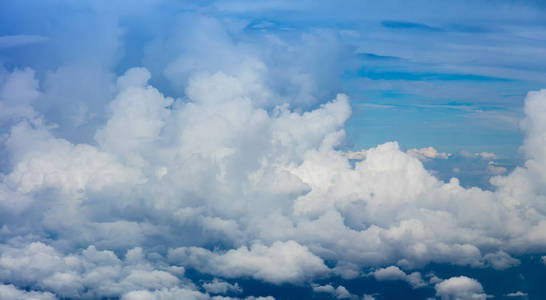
top-left (2, 2), bottom-right (546, 298)
top-left (1, 62), bottom-right (546, 298)
top-left (476, 152), bottom-right (497, 160)
top-left (202, 279), bottom-right (243, 295)
top-left (483, 251), bottom-right (520, 270)
top-left (434, 276), bottom-right (487, 300)
top-left (0, 67), bottom-right (39, 121)
top-left (370, 266), bottom-right (426, 288)
top-left (0, 241), bottom-right (274, 300)
top-left (346, 149), bottom-right (367, 160)
top-left (0, 242), bottom-right (186, 299)
top-left (407, 146), bottom-right (451, 160)
top-left (0, 35), bottom-right (48, 48)
top-left (121, 287), bottom-right (275, 300)
top-left (505, 291), bottom-right (527, 298)
top-left (168, 241), bottom-right (329, 284)
top-left (487, 162), bottom-right (507, 175)
top-left (505, 291), bottom-right (528, 298)
top-left (0, 284), bottom-right (57, 300)
top-left (312, 283), bottom-right (356, 299)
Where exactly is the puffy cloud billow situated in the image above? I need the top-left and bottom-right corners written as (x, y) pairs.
top-left (1, 1), bottom-right (546, 299)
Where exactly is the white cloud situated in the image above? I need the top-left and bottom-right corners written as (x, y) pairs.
top-left (2, 66), bottom-right (546, 299)
top-left (487, 162), bottom-right (507, 175)
top-left (202, 278), bottom-right (242, 295)
top-left (168, 241), bottom-right (329, 284)
top-left (407, 146), bottom-right (450, 160)
top-left (0, 67), bottom-right (39, 121)
top-left (505, 291), bottom-right (528, 297)
top-left (312, 284), bottom-right (356, 299)
top-left (435, 276), bottom-right (487, 300)
top-left (0, 242), bottom-right (201, 299)
top-left (477, 152), bottom-right (497, 160)
top-left (122, 287), bottom-right (275, 300)
top-left (1, 5), bottom-right (546, 296)
top-left (370, 266), bottom-right (426, 288)
top-left (5, 121), bottom-right (144, 195)
top-left (483, 251), bottom-right (520, 270)
top-left (0, 284), bottom-right (57, 300)
top-left (346, 149), bottom-right (367, 160)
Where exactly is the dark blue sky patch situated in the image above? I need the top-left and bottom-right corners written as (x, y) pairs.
top-left (381, 20), bottom-right (443, 32)
top-left (358, 69), bottom-right (514, 82)
top-left (356, 52), bottom-right (402, 61)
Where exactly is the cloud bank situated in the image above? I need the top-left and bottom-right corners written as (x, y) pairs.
top-left (1, 1), bottom-right (546, 299)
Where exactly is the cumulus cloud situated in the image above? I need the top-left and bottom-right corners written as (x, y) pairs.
top-left (505, 291), bottom-right (528, 298)
top-left (0, 67), bottom-right (39, 121)
top-left (476, 152), bottom-right (497, 160)
top-left (312, 283), bottom-right (356, 299)
top-left (346, 149), bottom-right (367, 160)
top-left (0, 241), bottom-right (274, 300)
top-left (2, 62), bottom-right (546, 298)
top-left (121, 287), bottom-right (274, 300)
top-left (487, 162), bottom-right (507, 175)
top-left (0, 242), bottom-right (190, 299)
top-left (370, 266), bottom-right (426, 288)
top-left (407, 146), bottom-right (451, 160)
top-left (434, 276), bottom-right (487, 300)
top-left (2, 2), bottom-right (546, 298)
top-left (0, 284), bottom-right (57, 300)
top-left (202, 279), bottom-right (243, 295)
top-left (168, 241), bottom-right (329, 284)
top-left (483, 251), bottom-right (520, 270)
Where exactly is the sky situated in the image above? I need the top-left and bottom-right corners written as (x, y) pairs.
top-left (0, 0), bottom-right (546, 299)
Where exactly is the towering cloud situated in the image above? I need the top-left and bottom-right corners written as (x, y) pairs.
top-left (1, 1), bottom-right (546, 299)
top-left (1, 63), bottom-right (545, 299)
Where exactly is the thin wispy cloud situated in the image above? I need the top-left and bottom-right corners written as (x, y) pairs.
top-left (0, 35), bottom-right (48, 48)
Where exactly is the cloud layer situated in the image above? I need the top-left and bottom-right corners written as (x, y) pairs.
top-left (1, 1), bottom-right (546, 299)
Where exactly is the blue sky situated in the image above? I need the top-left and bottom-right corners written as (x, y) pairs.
top-left (1, 1), bottom-right (546, 300)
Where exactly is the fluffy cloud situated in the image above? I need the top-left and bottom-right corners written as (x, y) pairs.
top-left (346, 149), bottom-right (367, 160)
top-left (0, 241), bottom-right (274, 300)
top-left (370, 266), bottom-right (426, 288)
top-left (483, 251), bottom-right (520, 270)
top-left (434, 276), bottom-right (487, 300)
top-left (0, 242), bottom-right (186, 299)
top-left (0, 284), bottom-right (57, 300)
top-left (0, 67), bottom-right (39, 121)
top-left (2, 63), bottom-right (546, 298)
top-left (120, 288), bottom-right (275, 300)
top-left (202, 279), bottom-right (242, 295)
top-left (168, 241), bottom-right (328, 284)
top-left (407, 146), bottom-right (450, 160)
top-left (2, 2), bottom-right (546, 298)
top-left (505, 291), bottom-right (528, 297)
top-left (312, 283), bottom-right (356, 299)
